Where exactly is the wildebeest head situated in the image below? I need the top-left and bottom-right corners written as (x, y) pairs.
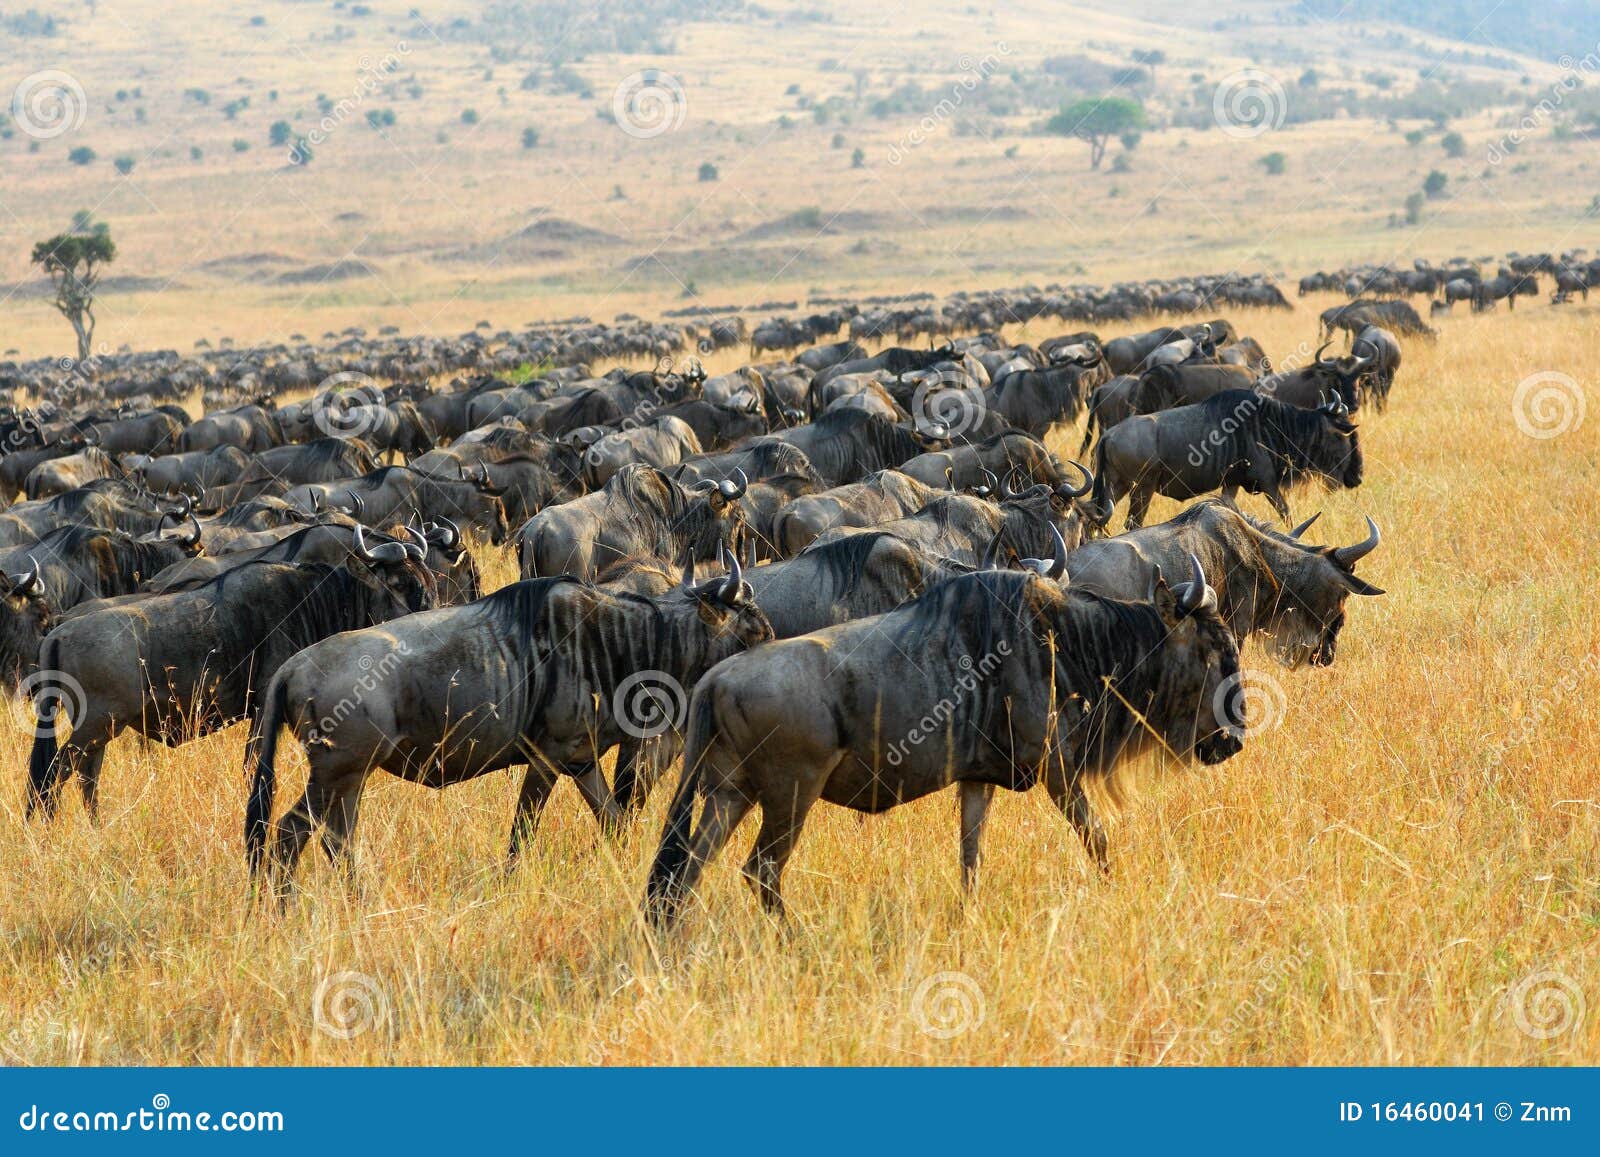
top-left (686, 468), bottom-right (751, 553)
top-left (1261, 513), bottom-right (1384, 668)
top-left (1312, 399), bottom-right (1364, 489)
top-left (348, 525), bottom-right (439, 614)
top-left (1153, 555), bottom-right (1245, 765)
top-left (0, 559), bottom-right (51, 689)
top-left (678, 543), bottom-right (773, 650)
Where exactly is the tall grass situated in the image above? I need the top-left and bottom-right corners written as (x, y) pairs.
top-left (1, 298), bottom-right (1596, 1065)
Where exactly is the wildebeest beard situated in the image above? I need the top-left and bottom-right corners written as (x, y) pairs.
top-left (891, 570), bottom-right (1240, 780)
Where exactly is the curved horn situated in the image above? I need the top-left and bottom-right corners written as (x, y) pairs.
top-left (349, 492), bottom-right (365, 518)
top-left (1332, 515), bottom-right (1380, 567)
top-left (999, 468), bottom-right (1022, 501)
top-left (981, 528), bottom-right (1006, 571)
top-left (1055, 459), bottom-right (1093, 499)
top-left (718, 542), bottom-right (744, 605)
top-left (1019, 523), bottom-right (1069, 580)
top-left (979, 468), bottom-right (998, 495)
top-left (1176, 552), bottom-right (1214, 614)
top-left (1313, 339), bottom-right (1334, 365)
top-left (434, 516), bottom-right (461, 551)
top-left (402, 525), bottom-right (429, 558)
top-left (7, 556), bottom-right (40, 596)
top-left (720, 468), bottom-right (748, 500)
top-left (173, 513), bottom-right (202, 548)
top-left (1288, 512), bottom-right (1321, 540)
top-left (353, 524), bottom-right (407, 565)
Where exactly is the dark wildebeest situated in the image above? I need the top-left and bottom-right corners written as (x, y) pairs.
top-left (983, 346), bottom-right (1108, 438)
top-left (23, 444), bottom-right (123, 500)
top-left (643, 559), bottom-right (1242, 925)
top-left (0, 482), bottom-right (185, 548)
top-left (810, 468), bottom-right (1094, 567)
top-left (143, 520), bottom-right (479, 605)
top-left (518, 463), bottom-right (748, 580)
top-left (0, 520), bottom-right (203, 689)
top-left (244, 555), bottom-right (773, 889)
top-left (231, 439), bottom-right (383, 495)
top-left (1253, 342), bottom-right (1372, 410)
top-left (770, 470), bottom-right (944, 557)
top-left (897, 430), bottom-right (1065, 492)
top-left (84, 408), bottom-right (187, 456)
top-left (135, 445), bottom-right (253, 497)
top-left (1091, 392), bottom-right (1363, 528)
top-left (652, 397), bottom-right (768, 450)
top-left (26, 533), bottom-right (437, 821)
top-left (285, 466), bottom-right (510, 544)
top-left (1077, 375), bottom-right (1140, 456)
top-left (1130, 364), bottom-right (1256, 415)
top-left (742, 531), bottom-right (968, 638)
top-left (582, 415), bottom-right (704, 489)
top-left (1349, 325), bottom-right (1401, 412)
top-left (180, 400), bottom-right (282, 453)
top-left (755, 409), bottom-right (937, 485)
top-left (1102, 322), bottom-right (1233, 375)
top-left (1066, 499), bottom-right (1383, 667)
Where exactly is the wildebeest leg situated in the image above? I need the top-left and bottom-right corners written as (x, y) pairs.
top-left (270, 769), bottom-right (358, 895)
top-left (741, 776), bottom-right (828, 921)
top-left (958, 780), bottom-right (996, 893)
top-left (1124, 483), bottom-right (1152, 530)
top-left (1262, 483), bottom-right (1291, 523)
top-left (674, 788), bottom-right (754, 908)
top-left (506, 763), bottom-right (559, 866)
top-left (74, 741), bottom-right (113, 822)
top-left (317, 771), bottom-right (369, 883)
top-left (610, 742), bottom-right (644, 812)
top-left (1046, 768), bottom-right (1109, 875)
top-left (569, 761), bottom-right (623, 834)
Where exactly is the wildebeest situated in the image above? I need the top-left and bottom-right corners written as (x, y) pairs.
top-left (1349, 325), bottom-right (1401, 411)
top-left (1130, 363), bottom-right (1256, 415)
top-left (26, 532), bottom-right (437, 821)
top-left (244, 555), bottom-right (772, 889)
top-left (582, 415), bottom-right (703, 488)
top-left (1066, 499), bottom-right (1383, 667)
top-left (0, 520), bottom-right (203, 689)
top-left (897, 430), bottom-right (1065, 491)
top-left (518, 463), bottom-right (747, 580)
top-left (742, 531), bottom-right (967, 638)
top-left (756, 409), bottom-right (937, 485)
top-left (23, 444), bottom-right (123, 500)
top-left (180, 399), bottom-right (282, 453)
top-left (811, 468), bottom-right (1094, 567)
top-left (983, 347), bottom-right (1107, 438)
top-left (644, 559), bottom-right (1241, 925)
top-left (134, 445), bottom-right (253, 497)
top-left (0, 481), bottom-right (187, 548)
top-left (770, 469), bottom-right (943, 557)
top-left (285, 465), bottom-right (510, 544)
top-left (1090, 392), bottom-right (1363, 528)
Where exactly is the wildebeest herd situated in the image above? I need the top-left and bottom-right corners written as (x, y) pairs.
top-left (2, 278), bottom-right (1412, 930)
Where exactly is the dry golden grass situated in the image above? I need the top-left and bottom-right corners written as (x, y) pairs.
top-left (1, 295), bottom-right (1596, 1065)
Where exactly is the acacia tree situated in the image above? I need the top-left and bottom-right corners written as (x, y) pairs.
top-left (1048, 97), bottom-right (1146, 169)
top-left (31, 220), bottom-right (116, 363)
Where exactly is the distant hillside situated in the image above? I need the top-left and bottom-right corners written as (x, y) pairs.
top-left (1297, 0), bottom-right (1600, 63)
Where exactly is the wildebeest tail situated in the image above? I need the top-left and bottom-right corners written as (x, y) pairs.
top-left (1077, 401), bottom-right (1099, 457)
top-left (1087, 435), bottom-right (1115, 526)
top-left (25, 637), bottom-right (63, 816)
top-left (244, 670), bottom-right (289, 874)
top-left (644, 688), bottom-right (715, 923)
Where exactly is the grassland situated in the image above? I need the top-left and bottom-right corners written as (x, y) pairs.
top-left (1, 294), bottom-right (1596, 1065)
